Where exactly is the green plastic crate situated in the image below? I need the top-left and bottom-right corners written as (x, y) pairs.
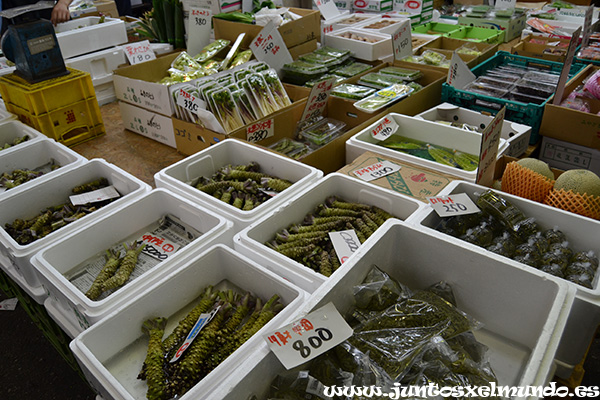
top-left (412, 22), bottom-right (464, 36)
top-left (441, 52), bottom-right (587, 145)
top-left (446, 25), bottom-right (505, 44)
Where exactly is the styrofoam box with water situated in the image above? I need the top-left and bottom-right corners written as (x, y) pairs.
top-left (415, 102), bottom-right (532, 158)
top-left (69, 244), bottom-right (306, 400)
top-left (211, 220), bottom-right (575, 399)
top-left (0, 159), bottom-right (150, 302)
top-left (233, 173), bottom-right (425, 293)
top-left (0, 120), bottom-right (47, 155)
top-left (55, 17), bottom-right (127, 59)
top-left (411, 180), bottom-right (600, 379)
top-left (345, 112), bottom-right (510, 182)
top-left (154, 139), bottom-right (323, 231)
top-left (0, 138), bottom-right (87, 201)
top-left (31, 188), bottom-right (234, 337)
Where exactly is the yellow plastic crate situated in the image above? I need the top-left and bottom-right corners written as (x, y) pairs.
top-left (7, 97), bottom-right (105, 147)
top-left (0, 68), bottom-right (96, 116)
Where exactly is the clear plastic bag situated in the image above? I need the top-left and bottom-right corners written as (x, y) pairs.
top-left (352, 265), bottom-right (411, 311)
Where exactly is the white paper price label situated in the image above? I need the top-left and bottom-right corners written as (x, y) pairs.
top-left (392, 20), bottom-right (412, 61)
top-left (140, 233), bottom-right (181, 261)
top-left (176, 88), bottom-right (204, 115)
top-left (476, 106), bottom-right (505, 187)
top-left (427, 193), bottom-right (480, 217)
top-left (582, 7), bottom-right (594, 48)
top-left (553, 26), bottom-right (582, 106)
top-left (353, 160), bottom-right (401, 182)
top-left (246, 118), bottom-right (274, 142)
top-left (0, 298), bottom-right (18, 311)
top-left (170, 307), bottom-right (220, 362)
top-left (371, 115), bottom-right (399, 141)
top-left (314, 0), bottom-right (341, 20)
top-left (123, 40), bottom-right (156, 65)
top-left (264, 302), bottom-right (353, 369)
top-left (495, 0), bottom-right (516, 10)
top-left (329, 229), bottom-right (361, 264)
top-left (299, 76), bottom-right (337, 125)
top-left (250, 21), bottom-right (293, 75)
top-left (70, 186), bottom-right (121, 206)
top-left (447, 52), bottom-right (476, 90)
top-left (187, 7), bottom-right (212, 56)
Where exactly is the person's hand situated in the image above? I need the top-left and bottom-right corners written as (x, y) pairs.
top-left (51, 0), bottom-right (72, 26)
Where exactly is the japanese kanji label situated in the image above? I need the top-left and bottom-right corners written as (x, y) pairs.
top-left (427, 193), bottom-right (480, 217)
top-left (123, 40), bottom-right (156, 65)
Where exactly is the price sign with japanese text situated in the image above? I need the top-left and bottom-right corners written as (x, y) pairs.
top-left (246, 118), bottom-right (274, 142)
top-left (264, 302), bottom-right (353, 369)
top-left (170, 307), bottom-right (220, 362)
top-left (329, 229), bottom-right (362, 264)
top-left (123, 40), bottom-right (156, 65)
top-left (582, 6), bottom-right (594, 48)
top-left (299, 76), bottom-right (337, 125)
top-left (70, 186), bottom-right (121, 206)
top-left (176, 87), bottom-right (204, 115)
top-left (553, 26), bottom-right (582, 105)
top-left (476, 106), bottom-right (504, 187)
top-left (250, 21), bottom-right (293, 75)
top-left (353, 160), bottom-right (402, 182)
top-left (314, 0), bottom-right (341, 20)
top-left (371, 116), bottom-right (399, 141)
top-left (447, 52), bottom-right (476, 90)
top-left (427, 193), bottom-right (480, 217)
top-left (139, 233), bottom-right (181, 261)
top-left (187, 7), bottom-right (212, 57)
top-left (392, 20), bottom-right (412, 61)
top-left (495, 0), bottom-right (516, 9)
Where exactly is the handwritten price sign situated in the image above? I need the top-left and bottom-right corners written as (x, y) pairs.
top-left (187, 7), bottom-right (212, 56)
top-left (250, 21), bottom-right (292, 75)
top-left (176, 88), bottom-right (203, 115)
top-left (264, 302), bottom-right (353, 369)
top-left (447, 52), bottom-right (476, 90)
top-left (392, 20), bottom-right (412, 61)
top-left (315, 0), bottom-right (341, 20)
top-left (246, 118), bottom-right (274, 142)
top-left (299, 77), bottom-right (336, 124)
top-left (353, 160), bottom-right (401, 182)
top-left (476, 106), bottom-right (505, 187)
top-left (427, 193), bottom-right (480, 217)
top-left (371, 116), bottom-right (399, 141)
top-left (123, 40), bottom-right (156, 65)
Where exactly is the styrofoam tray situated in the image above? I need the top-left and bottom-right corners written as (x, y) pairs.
top-left (345, 112), bottom-right (509, 182)
top-left (70, 244), bottom-right (306, 400)
top-left (31, 188), bottom-right (234, 336)
top-left (411, 180), bottom-right (600, 378)
top-left (55, 17), bottom-right (127, 59)
top-left (154, 139), bottom-right (323, 231)
top-left (0, 102), bottom-right (16, 123)
top-left (233, 173), bottom-right (424, 293)
top-left (324, 28), bottom-right (392, 61)
top-left (0, 159), bottom-right (150, 299)
top-left (65, 46), bottom-right (126, 84)
top-left (355, 15), bottom-right (411, 34)
top-left (212, 220), bottom-right (575, 399)
top-left (0, 120), bottom-right (47, 156)
top-left (0, 139), bottom-right (87, 201)
top-left (415, 102), bottom-right (532, 158)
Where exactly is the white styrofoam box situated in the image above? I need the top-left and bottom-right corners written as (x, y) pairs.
top-left (1, 254), bottom-right (46, 303)
top-left (411, 180), bottom-right (600, 378)
top-left (150, 43), bottom-right (174, 56)
top-left (119, 101), bottom-right (176, 148)
top-left (354, 15), bottom-right (411, 34)
top-left (31, 188), bottom-right (234, 337)
top-left (212, 220), bottom-right (575, 399)
top-left (324, 28), bottom-right (392, 61)
top-left (352, 0), bottom-right (393, 12)
top-left (0, 139), bottom-right (87, 201)
top-left (346, 113), bottom-right (509, 182)
top-left (55, 17), bottom-right (128, 59)
top-left (0, 159), bottom-right (151, 299)
top-left (154, 139), bottom-right (323, 231)
top-left (70, 244), bottom-right (306, 400)
top-left (0, 104), bottom-right (16, 123)
top-left (0, 120), bottom-right (47, 156)
top-left (411, 32), bottom-right (438, 51)
top-left (65, 47), bottom-right (126, 86)
top-left (95, 83), bottom-right (117, 106)
top-left (233, 173), bottom-right (424, 293)
top-left (415, 103), bottom-right (532, 158)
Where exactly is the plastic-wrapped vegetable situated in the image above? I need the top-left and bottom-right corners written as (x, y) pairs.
top-left (297, 118), bottom-right (346, 147)
top-left (330, 83), bottom-right (375, 100)
top-left (229, 84), bottom-right (258, 124)
top-left (379, 66), bottom-right (423, 81)
top-left (209, 88), bottom-right (245, 132)
top-left (193, 39), bottom-right (230, 63)
top-left (353, 265), bottom-right (411, 311)
top-left (354, 84), bottom-right (414, 113)
top-left (229, 49), bottom-right (252, 68)
top-left (245, 73), bottom-right (280, 116)
top-left (332, 61), bottom-right (372, 78)
top-left (358, 72), bottom-right (407, 89)
top-left (261, 69), bottom-right (292, 108)
top-left (299, 52), bottom-right (347, 69)
top-left (314, 45), bottom-right (351, 59)
top-left (171, 51), bottom-right (202, 72)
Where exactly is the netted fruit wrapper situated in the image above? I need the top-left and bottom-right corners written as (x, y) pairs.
top-left (544, 188), bottom-right (600, 220)
top-left (501, 161), bottom-right (555, 203)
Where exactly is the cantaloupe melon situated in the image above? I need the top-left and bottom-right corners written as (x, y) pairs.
top-left (516, 158), bottom-right (554, 180)
top-left (554, 169), bottom-right (600, 197)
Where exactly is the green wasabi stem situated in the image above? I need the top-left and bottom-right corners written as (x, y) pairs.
top-left (319, 251), bottom-right (333, 277)
top-left (267, 236), bottom-right (327, 252)
top-left (346, 222), bottom-right (367, 244)
top-left (196, 179), bottom-right (258, 195)
top-left (101, 241), bottom-right (146, 292)
top-left (242, 194), bottom-right (256, 211)
top-left (361, 213), bottom-right (380, 232)
top-left (218, 293), bottom-right (254, 343)
top-left (363, 210), bottom-right (386, 226)
top-left (324, 196), bottom-right (372, 211)
top-left (232, 192), bottom-right (244, 209)
top-left (277, 243), bottom-right (317, 259)
top-left (213, 189), bottom-right (223, 199)
top-left (290, 219), bottom-right (345, 234)
top-left (141, 317), bottom-right (168, 400)
top-left (30, 211), bottom-right (52, 234)
top-left (261, 177), bottom-right (293, 192)
top-left (72, 177), bottom-right (109, 194)
top-left (220, 188), bottom-right (233, 204)
top-left (318, 207), bottom-right (362, 218)
top-left (275, 229), bottom-right (331, 243)
top-left (85, 249), bottom-right (123, 300)
top-left (371, 206), bottom-right (394, 222)
top-left (223, 168), bottom-right (269, 182)
top-left (355, 218), bottom-right (375, 239)
top-left (330, 248), bottom-right (341, 271)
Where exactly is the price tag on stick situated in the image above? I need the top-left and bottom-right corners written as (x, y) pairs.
top-left (392, 20), bottom-right (412, 61)
top-left (476, 106), bottom-right (504, 187)
top-left (299, 76), bottom-right (337, 126)
top-left (250, 20), bottom-right (293, 75)
top-left (427, 193), bottom-right (480, 217)
top-left (447, 52), bottom-right (476, 90)
top-left (123, 40), bottom-right (156, 65)
top-left (187, 7), bottom-right (212, 57)
top-left (264, 302), bottom-right (353, 369)
top-left (314, 0), bottom-right (341, 21)
top-left (553, 26), bottom-right (582, 105)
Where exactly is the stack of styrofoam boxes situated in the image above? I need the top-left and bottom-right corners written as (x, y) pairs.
top-left (0, 119), bottom-right (47, 152)
top-left (321, 13), bottom-right (377, 40)
top-left (233, 173), bottom-right (425, 293)
top-left (30, 188), bottom-right (234, 338)
top-left (208, 218), bottom-right (574, 398)
top-left (412, 180), bottom-right (600, 380)
top-left (415, 102), bottom-right (532, 158)
top-left (394, 0), bottom-right (434, 25)
top-left (352, 0), bottom-right (393, 13)
top-left (345, 113), bottom-right (511, 183)
top-left (56, 17), bottom-right (128, 106)
top-left (69, 244), bottom-right (306, 400)
top-left (0, 159), bottom-right (150, 304)
top-left (154, 139), bottom-right (324, 232)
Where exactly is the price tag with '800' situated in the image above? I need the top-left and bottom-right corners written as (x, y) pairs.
top-left (264, 302), bottom-right (353, 369)
top-left (427, 193), bottom-right (480, 217)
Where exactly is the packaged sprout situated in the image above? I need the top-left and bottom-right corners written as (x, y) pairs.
top-left (228, 83), bottom-right (258, 124)
top-left (305, 74), bottom-right (345, 87)
top-left (193, 39), bottom-right (230, 63)
top-left (229, 49), bottom-right (252, 68)
top-left (354, 84), bottom-right (414, 113)
top-left (261, 69), bottom-right (292, 108)
top-left (245, 73), bottom-right (280, 116)
top-left (250, 61), bottom-right (270, 72)
top-left (314, 45), bottom-right (351, 59)
top-left (171, 52), bottom-right (202, 72)
top-left (282, 60), bottom-right (328, 85)
top-left (217, 74), bottom-right (234, 86)
top-left (333, 61), bottom-right (372, 78)
top-left (379, 66), bottom-right (423, 81)
top-left (209, 88), bottom-right (245, 132)
top-left (299, 52), bottom-right (349, 69)
top-left (358, 72), bottom-right (407, 89)
top-left (234, 68), bottom-right (252, 82)
top-left (331, 83), bottom-right (375, 100)
top-left (239, 79), bottom-right (266, 119)
top-left (298, 117), bottom-right (346, 147)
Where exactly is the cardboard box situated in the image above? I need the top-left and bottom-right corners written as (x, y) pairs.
top-left (511, 34), bottom-right (570, 62)
top-left (395, 47), bottom-right (479, 74)
top-left (288, 39), bottom-right (318, 60)
top-left (423, 36), bottom-right (499, 65)
top-left (457, 12), bottom-right (527, 42)
top-left (338, 151), bottom-right (456, 201)
top-left (541, 65), bottom-right (600, 151)
top-left (213, 8), bottom-right (320, 49)
top-left (539, 136), bottom-right (600, 175)
top-left (119, 101), bottom-right (176, 148)
top-left (71, 0), bottom-right (119, 18)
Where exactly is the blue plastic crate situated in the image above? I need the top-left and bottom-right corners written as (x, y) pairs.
top-left (441, 51), bottom-right (587, 144)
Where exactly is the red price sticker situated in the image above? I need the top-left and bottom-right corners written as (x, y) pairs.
top-left (123, 40), bottom-right (156, 65)
top-left (371, 116), bottom-right (399, 141)
top-left (246, 118), bottom-right (274, 142)
top-left (264, 302), bottom-right (353, 369)
top-left (427, 193), bottom-right (480, 217)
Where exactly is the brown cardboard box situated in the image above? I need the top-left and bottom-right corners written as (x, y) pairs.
top-left (423, 36), bottom-right (499, 66)
top-left (511, 34), bottom-right (570, 63)
top-left (288, 39), bottom-right (318, 60)
top-left (338, 151), bottom-right (457, 202)
top-left (213, 8), bottom-right (320, 49)
top-left (540, 64), bottom-right (600, 151)
top-left (394, 48), bottom-right (478, 74)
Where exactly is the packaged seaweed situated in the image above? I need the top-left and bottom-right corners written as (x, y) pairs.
top-left (330, 83), bottom-right (376, 100)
